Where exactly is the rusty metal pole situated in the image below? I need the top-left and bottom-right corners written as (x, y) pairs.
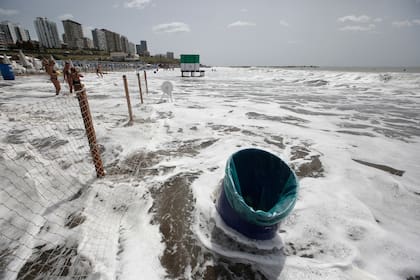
top-left (136, 72), bottom-right (144, 104)
top-left (123, 75), bottom-right (134, 124)
top-left (144, 70), bottom-right (148, 95)
top-left (75, 84), bottom-right (105, 178)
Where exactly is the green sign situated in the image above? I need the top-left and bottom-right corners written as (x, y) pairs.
top-left (180, 54), bottom-right (200, 64)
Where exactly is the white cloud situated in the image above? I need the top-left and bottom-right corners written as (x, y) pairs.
top-left (240, 8), bottom-right (248, 13)
top-left (392, 20), bottom-right (412, 27)
top-left (153, 22), bottom-right (190, 33)
top-left (338, 14), bottom-right (381, 32)
top-left (338, 15), bottom-right (371, 23)
top-left (228, 21), bottom-right (256, 28)
top-left (392, 19), bottom-right (420, 27)
top-left (124, 0), bottom-right (151, 9)
top-left (0, 8), bottom-right (19, 16)
top-left (339, 24), bottom-right (375, 31)
top-left (279, 20), bottom-right (289, 27)
top-left (57, 13), bottom-right (74, 21)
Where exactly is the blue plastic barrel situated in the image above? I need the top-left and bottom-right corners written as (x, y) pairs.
top-left (216, 148), bottom-right (298, 240)
top-left (0, 64), bottom-right (15, 80)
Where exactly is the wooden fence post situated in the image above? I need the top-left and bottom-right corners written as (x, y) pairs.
top-left (136, 72), bottom-right (144, 104)
top-left (75, 84), bottom-right (105, 178)
top-left (144, 70), bottom-right (148, 95)
top-left (123, 75), bottom-right (134, 124)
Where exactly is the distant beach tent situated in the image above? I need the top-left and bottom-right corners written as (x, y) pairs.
top-left (217, 148), bottom-right (299, 240)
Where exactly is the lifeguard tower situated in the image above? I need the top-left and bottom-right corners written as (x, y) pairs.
top-left (180, 54), bottom-right (205, 77)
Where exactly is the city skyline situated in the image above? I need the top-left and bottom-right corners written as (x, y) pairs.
top-left (1, 0), bottom-right (420, 66)
top-left (3, 16), bottom-right (147, 58)
top-left (1, 12), bottom-right (156, 57)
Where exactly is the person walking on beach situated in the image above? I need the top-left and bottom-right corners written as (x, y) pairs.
top-left (63, 61), bottom-right (72, 93)
top-left (45, 58), bottom-right (60, 95)
top-left (96, 64), bottom-right (103, 78)
top-left (70, 67), bottom-right (84, 92)
top-left (50, 70), bottom-right (61, 95)
top-left (47, 58), bottom-right (56, 76)
top-left (42, 57), bottom-right (55, 76)
top-left (63, 61), bottom-right (71, 81)
top-left (42, 58), bottom-right (50, 74)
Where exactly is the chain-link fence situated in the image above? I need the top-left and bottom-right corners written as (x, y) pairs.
top-left (0, 69), bottom-right (167, 278)
top-left (0, 94), bottom-right (110, 280)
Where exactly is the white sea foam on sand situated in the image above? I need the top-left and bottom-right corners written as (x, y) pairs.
top-left (0, 67), bottom-right (420, 280)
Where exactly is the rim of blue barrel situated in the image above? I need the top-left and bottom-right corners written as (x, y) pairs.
top-left (223, 148), bottom-right (299, 226)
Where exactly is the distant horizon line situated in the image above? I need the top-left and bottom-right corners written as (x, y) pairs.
top-left (217, 65), bottom-right (420, 73)
top-left (226, 65), bottom-right (420, 68)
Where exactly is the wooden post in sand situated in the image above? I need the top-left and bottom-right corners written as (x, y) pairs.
top-left (144, 70), bottom-right (149, 95)
top-left (123, 75), bottom-right (134, 124)
top-left (75, 84), bottom-right (105, 178)
top-left (136, 72), bottom-right (144, 104)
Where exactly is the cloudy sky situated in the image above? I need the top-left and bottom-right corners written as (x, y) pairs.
top-left (1, 0), bottom-right (420, 66)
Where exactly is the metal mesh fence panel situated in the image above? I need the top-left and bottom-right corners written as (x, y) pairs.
top-left (0, 95), bottom-right (124, 280)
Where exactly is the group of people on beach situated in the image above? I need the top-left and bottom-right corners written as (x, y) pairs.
top-left (42, 58), bottom-right (85, 96)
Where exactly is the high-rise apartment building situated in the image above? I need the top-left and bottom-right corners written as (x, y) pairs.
top-left (120, 35), bottom-right (129, 53)
top-left (62, 19), bottom-right (84, 49)
top-left (0, 31), bottom-right (7, 46)
top-left (166, 52), bottom-right (174, 60)
top-left (92, 28), bottom-right (107, 51)
top-left (114, 33), bottom-right (122, 52)
top-left (34, 17), bottom-right (60, 48)
top-left (128, 42), bottom-right (136, 55)
top-left (25, 30), bottom-right (31, 41)
top-left (138, 40), bottom-right (148, 55)
top-left (92, 27), bottom-right (133, 53)
top-left (102, 29), bottom-right (122, 52)
top-left (14, 25), bottom-right (30, 42)
top-left (83, 37), bottom-right (94, 49)
top-left (102, 29), bottom-right (115, 52)
top-left (0, 21), bottom-right (19, 44)
top-left (0, 22), bottom-right (30, 44)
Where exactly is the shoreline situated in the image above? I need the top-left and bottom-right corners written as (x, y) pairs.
top-left (228, 65), bottom-right (420, 73)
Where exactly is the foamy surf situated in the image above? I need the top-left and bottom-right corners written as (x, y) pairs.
top-left (1, 67), bottom-right (419, 279)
